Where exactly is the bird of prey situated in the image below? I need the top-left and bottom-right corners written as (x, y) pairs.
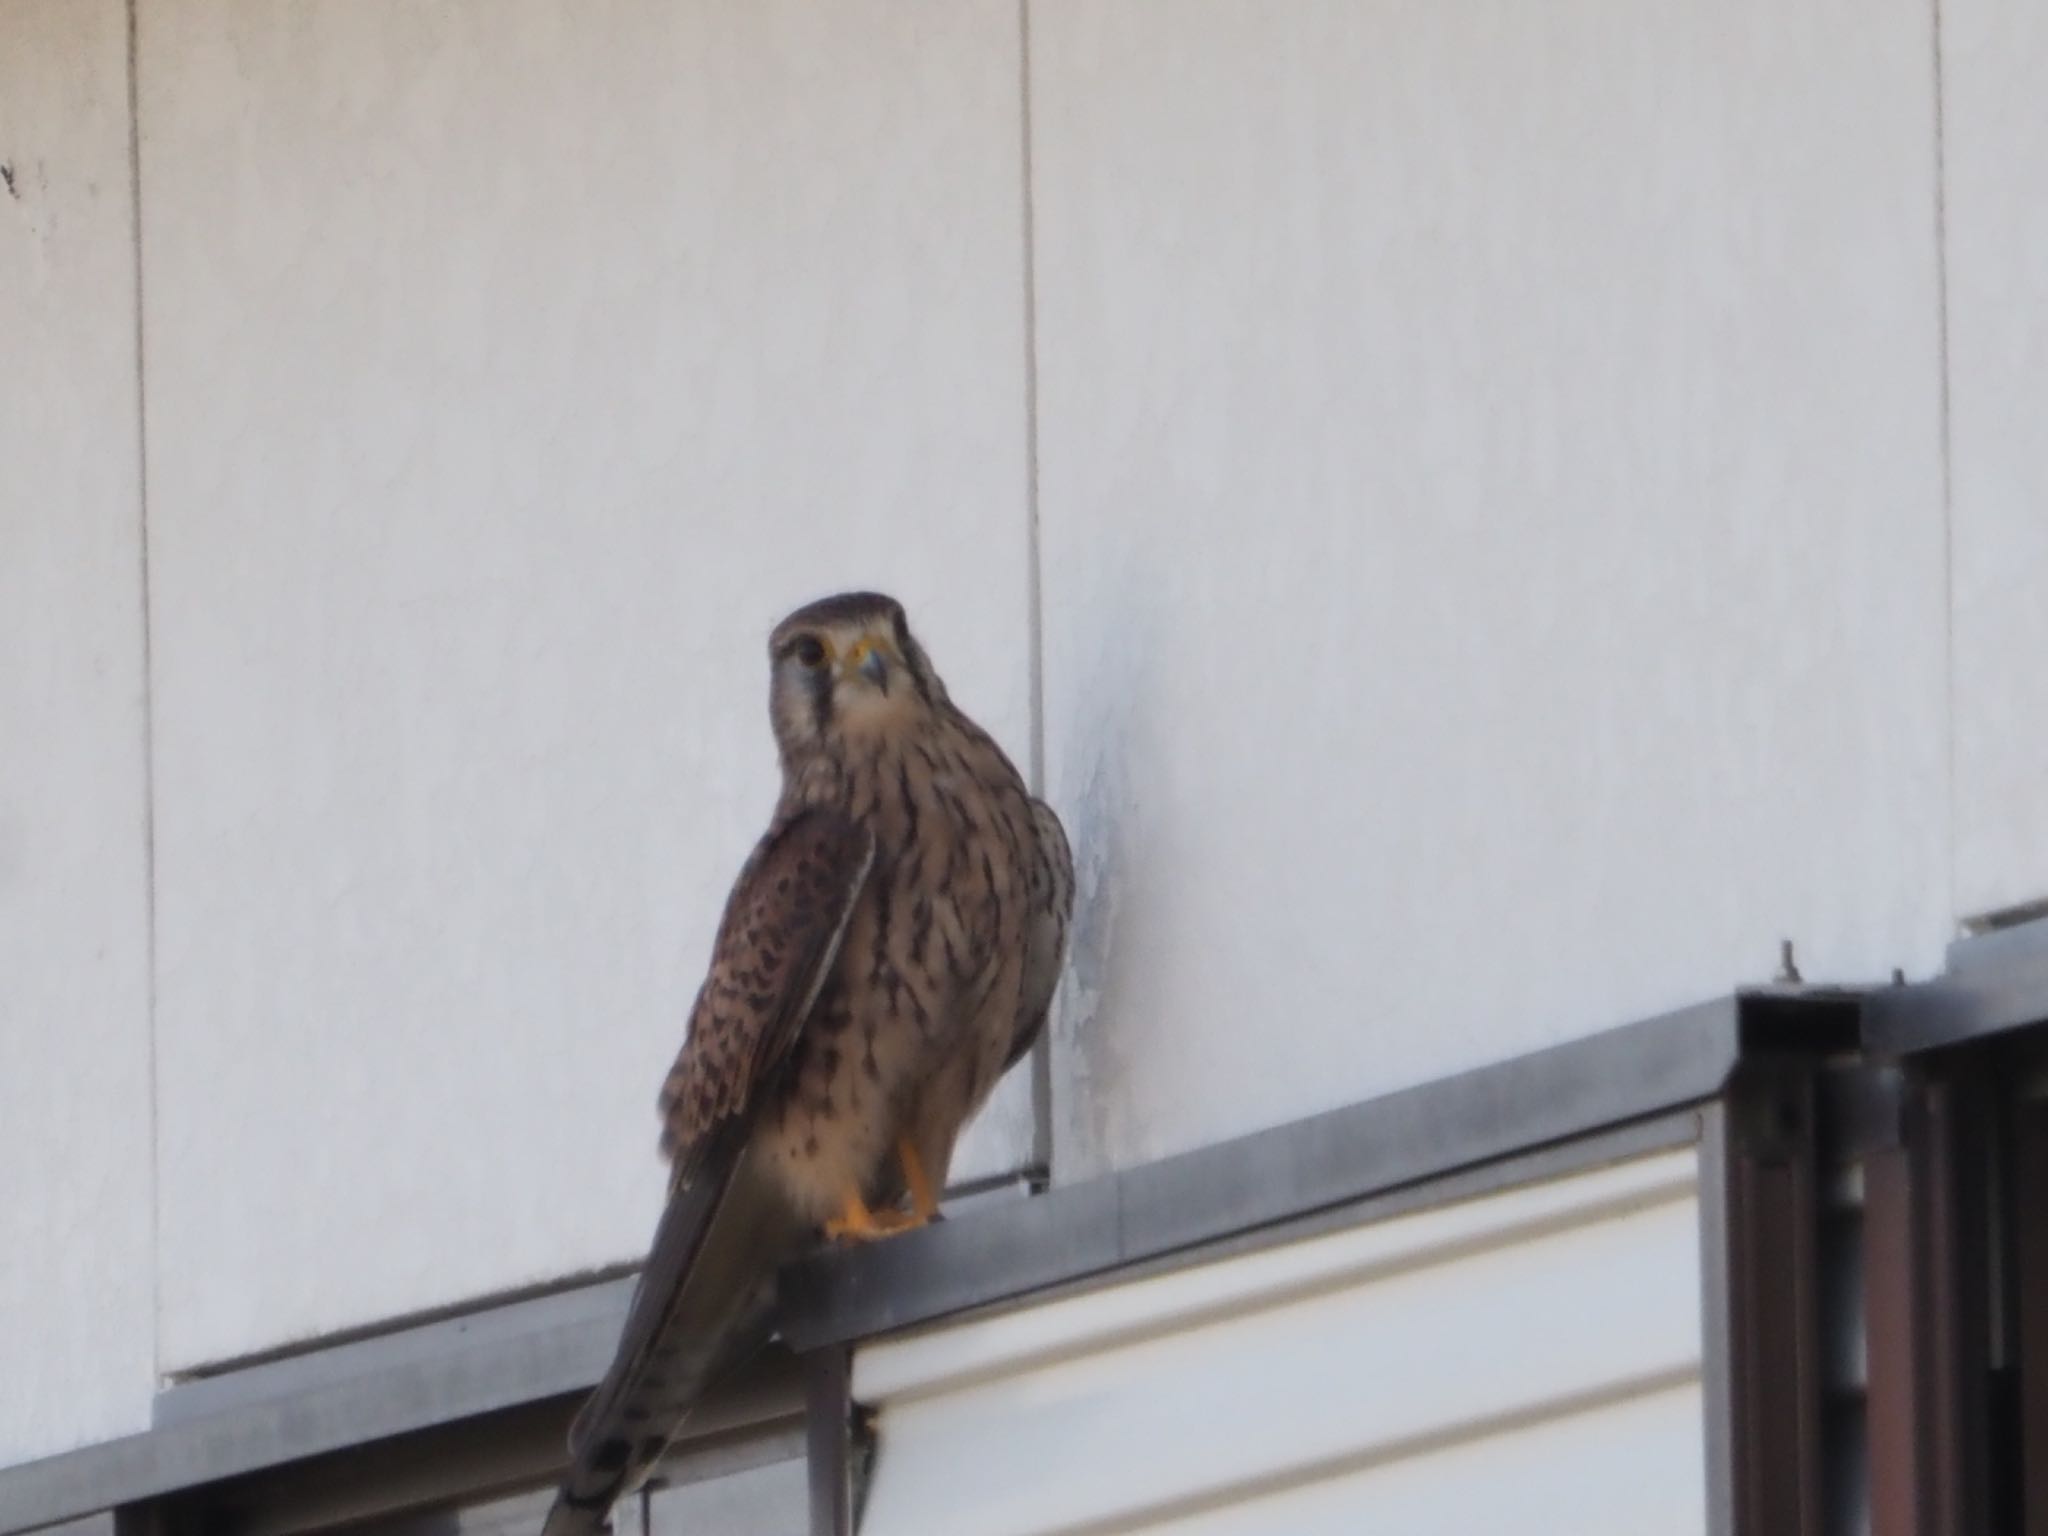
top-left (543, 591), bottom-right (1073, 1534)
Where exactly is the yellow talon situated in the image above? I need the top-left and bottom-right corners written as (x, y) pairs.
top-left (822, 1149), bottom-right (942, 1245)
top-left (823, 1186), bottom-right (927, 1244)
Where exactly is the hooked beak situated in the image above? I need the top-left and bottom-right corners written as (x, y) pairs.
top-left (845, 640), bottom-right (891, 694)
top-left (861, 648), bottom-right (890, 692)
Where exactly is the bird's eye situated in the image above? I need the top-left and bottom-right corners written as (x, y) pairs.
top-left (793, 635), bottom-right (827, 669)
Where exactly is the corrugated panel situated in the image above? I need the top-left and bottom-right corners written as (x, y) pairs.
top-left (854, 1150), bottom-right (1704, 1535)
top-left (1141, 1382), bottom-right (1705, 1536)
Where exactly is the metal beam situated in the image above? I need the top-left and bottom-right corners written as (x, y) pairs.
top-left (1863, 1069), bottom-right (1995, 1536)
top-left (0, 1277), bottom-right (637, 1535)
top-left (805, 1349), bottom-right (853, 1536)
top-left (1705, 1061), bottom-right (1827, 1536)
top-left (1864, 917), bottom-right (2048, 1058)
top-left (780, 994), bottom-right (1763, 1349)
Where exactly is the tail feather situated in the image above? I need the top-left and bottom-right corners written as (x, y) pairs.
top-left (542, 1131), bottom-right (808, 1536)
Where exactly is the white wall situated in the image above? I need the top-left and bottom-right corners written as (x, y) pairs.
top-left (1944, 0), bottom-right (2048, 921)
top-left (138, 0), bottom-right (1036, 1372)
top-left (1032, 0), bottom-right (1953, 1177)
top-left (0, 0), bottom-right (157, 1464)
top-left (7, 0), bottom-right (2048, 1446)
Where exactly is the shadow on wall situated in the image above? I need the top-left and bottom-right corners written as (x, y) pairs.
top-left (1048, 579), bottom-right (1153, 1183)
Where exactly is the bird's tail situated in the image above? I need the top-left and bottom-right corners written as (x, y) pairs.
top-left (541, 1133), bottom-right (807, 1536)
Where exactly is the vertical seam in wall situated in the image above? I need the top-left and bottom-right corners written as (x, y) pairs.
top-left (1931, 0), bottom-right (1958, 938)
top-left (125, 0), bottom-right (164, 1388)
top-left (1019, 0), bottom-right (1046, 801)
top-left (1017, 0), bottom-right (1054, 1174)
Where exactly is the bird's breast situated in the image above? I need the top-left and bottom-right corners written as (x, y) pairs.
top-left (757, 732), bottom-right (1034, 1223)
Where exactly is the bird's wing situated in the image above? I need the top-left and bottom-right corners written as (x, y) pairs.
top-left (655, 805), bottom-right (876, 1180)
top-left (544, 807), bottom-right (872, 1535)
top-left (1003, 797), bottom-right (1074, 1073)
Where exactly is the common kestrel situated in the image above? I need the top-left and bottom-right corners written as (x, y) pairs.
top-left (543, 592), bottom-right (1073, 1533)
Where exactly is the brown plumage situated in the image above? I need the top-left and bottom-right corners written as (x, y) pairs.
top-left (543, 592), bottom-right (1072, 1534)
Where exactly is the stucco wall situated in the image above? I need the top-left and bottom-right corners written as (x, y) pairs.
top-left (2, 0), bottom-right (2044, 1470)
top-left (138, 0), bottom-right (1035, 1373)
top-left (0, 0), bottom-right (156, 1466)
top-left (1945, 0), bottom-right (2048, 921)
top-left (1030, 0), bottom-right (1950, 1177)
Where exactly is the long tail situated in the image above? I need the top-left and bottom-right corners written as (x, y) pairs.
top-left (542, 1131), bottom-right (806, 1536)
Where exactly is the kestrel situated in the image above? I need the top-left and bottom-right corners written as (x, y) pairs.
top-left (543, 592), bottom-right (1073, 1534)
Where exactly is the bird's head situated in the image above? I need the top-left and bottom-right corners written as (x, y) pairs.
top-left (767, 591), bottom-right (945, 763)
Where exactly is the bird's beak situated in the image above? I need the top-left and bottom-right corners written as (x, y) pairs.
top-left (861, 647), bottom-right (890, 692)
top-left (845, 639), bottom-right (891, 694)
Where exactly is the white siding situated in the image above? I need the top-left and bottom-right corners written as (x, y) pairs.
top-left (643, 1456), bottom-right (807, 1536)
top-left (854, 1150), bottom-right (1705, 1535)
top-left (1146, 1384), bottom-right (1705, 1536)
top-left (0, 0), bottom-right (157, 1463)
top-left (139, 0), bottom-right (1036, 1373)
top-left (1031, 0), bottom-right (1951, 1178)
top-left (1945, 0), bottom-right (2048, 920)
top-left (330, 1455), bottom-right (807, 1536)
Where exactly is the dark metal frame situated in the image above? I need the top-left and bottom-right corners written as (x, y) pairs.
top-left (1861, 1063), bottom-right (1998, 1536)
top-left (1700, 1059), bottom-right (1828, 1536)
top-left (804, 1348), bottom-right (855, 1536)
top-left (0, 988), bottom-right (1860, 1536)
top-left (1863, 919), bottom-right (2048, 1059)
top-left (1854, 919), bottom-right (2048, 1536)
top-left (2009, 1087), bottom-right (2048, 1534)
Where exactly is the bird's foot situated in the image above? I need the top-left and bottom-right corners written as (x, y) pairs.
top-left (824, 1188), bottom-right (932, 1244)
top-left (897, 1137), bottom-right (942, 1224)
top-left (826, 1209), bottom-right (928, 1243)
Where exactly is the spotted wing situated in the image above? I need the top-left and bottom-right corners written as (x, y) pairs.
top-left (549, 807), bottom-right (872, 1529)
top-left (657, 806), bottom-right (876, 1179)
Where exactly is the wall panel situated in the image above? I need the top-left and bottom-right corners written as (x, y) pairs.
top-left (1030, 0), bottom-right (1950, 1177)
top-left (140, 0), bottom-right (1034, 1371)
top-left (1944, 0), bottom-right (2048, 919)
top-left (0, 0), bottom-right (156, 1465)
